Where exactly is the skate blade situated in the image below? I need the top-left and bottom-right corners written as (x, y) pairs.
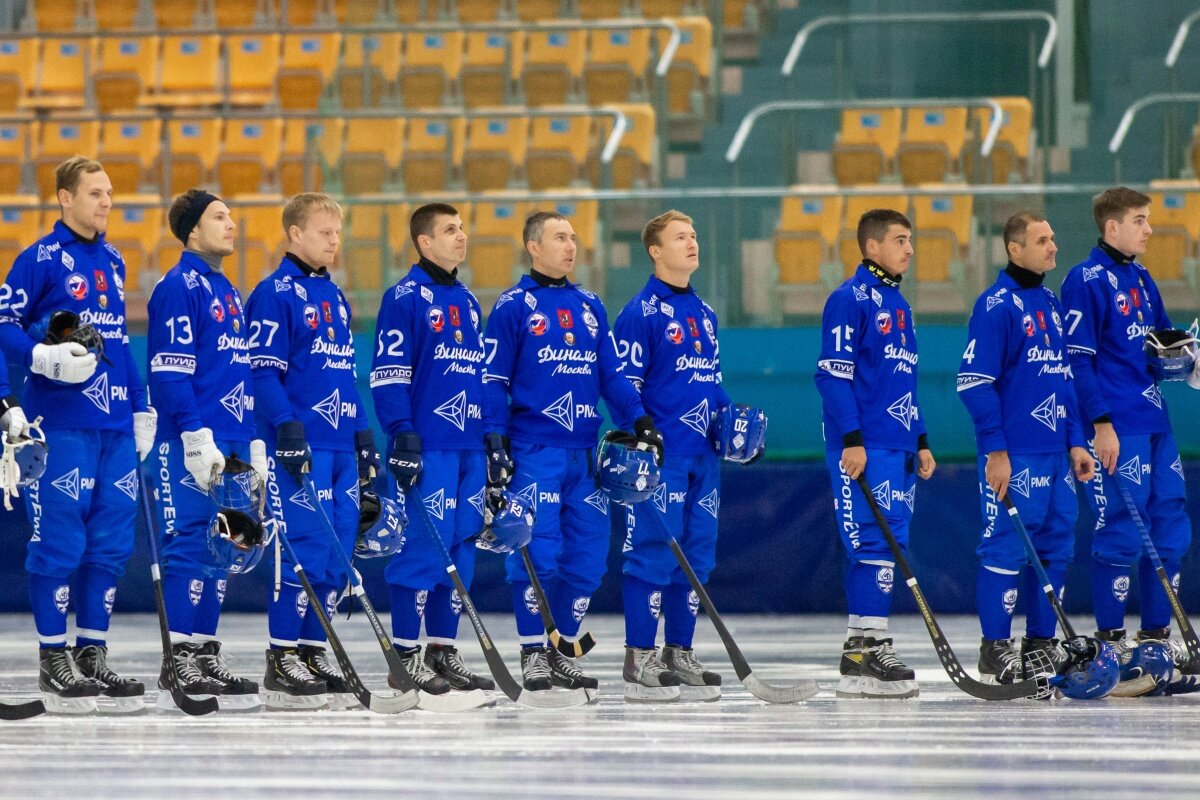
top-left (679, 684), bottom-right (721, 702)
top-left (859, 677), bottom-right (919, 699)
top-left (416, 688), bottom-right (494, 712)
top-left (42, 692), bottom-right (98, 715)
top-left (623, 682), bottom-right (680, 703)
top-left (1107, 675), bottom-right (1158, 698)
top-left (324, 692), bottom-right (364, 711)
top-left (264, 690), bottom-right (328, 711)
top-left (835, 675), bottom-right (862, 699)
top-left (156, 690), bottom-right (217, 712)
top-left (217, 693), bottom-right (264, 712)
top-left (516, 686), bottom-right (593, 708)
top-left (96, 694), bottom-right (148, 715)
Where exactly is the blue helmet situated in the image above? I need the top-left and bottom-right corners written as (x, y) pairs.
top-left (1144, 328), bottom-right (1198, 382)
top-left (206, 457), bottom-right (267, 575)
top-left (596, 430), bottom-right (660, 506)
top-left (1053, 638), bottom-right (1119, 700)
top-left (356, 489), bottom-right (406, 559)
top-left (476, 490), bottom-right (534, 554)
top-left (709, 404), bottom-right (767, 464)
top-left (1136, 640), bottom-right (1176, 696)
top-left (2, 419), bottom-right (48, 487)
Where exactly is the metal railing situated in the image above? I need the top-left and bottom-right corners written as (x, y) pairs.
top-left (1108, 93), bottom-right (1200, 181)
top-left (1165, 8), bottom-right (1200, 67)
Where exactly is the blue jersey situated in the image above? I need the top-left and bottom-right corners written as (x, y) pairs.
top-left (370, 264), bottom-right (485, 448)
top-left (1061, 245), bottom-right (1173, 435)
top-left (147, 252), bottom-right (254, 441)
top-left (483, 274), bottom-right (644, 447)
top-left (245, 256), bottom-right (365, 452)
top-left (613, 275), bottom-right (730, 457)
top-left (0, 221), bottom-right (146, 431)
top-left (956, 269), bottom-right (1086, 455)
top-left (814, 263), bottom-right (926, 453)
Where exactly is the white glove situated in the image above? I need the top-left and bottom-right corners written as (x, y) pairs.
top-left (250, 438), bottom-right (268, 485)
top-left (182, 428), bottom-right (225, 492)
top-left (30, 342), bottom-right (97, 384)
top-left (1188, 358), bottom-right (1200, 390)
top-left (0, 398), bottom-right (28, 441)
top-left (133, 409), bottom-right (157, 462)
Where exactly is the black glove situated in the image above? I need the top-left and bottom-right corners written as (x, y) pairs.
top-left (633, 414), bottom-right (664, 467)
top-left (388, 431), bottom-right (423, 489)
top-left (275, 421), bottom-right (312, 481)
top-left (355, 429), bottom-right (381, 482)
top-left (484, 432), bottom-right (514, 489)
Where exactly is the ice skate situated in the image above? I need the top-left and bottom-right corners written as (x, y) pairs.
top-left (661, 644), bottom-right (721, 701)
top-left (858, 637), bottom-right (918, 699)
top-left (835, 636), bottom-right (864, 698)
top-left (299, 644), bottom-right (360, 710)
top-left (520, 647), bottom-right (553, 692)
top-left (1092, 630), bottom-right (1156, 697)
top-left (157, 642), bottom-right (224, 711)
top-left (39, 647), bottom-right (100, 715)
top-left (977, 637), bottom-right (1021, 685)
top-left (73, 644), bottom-right (145, 714)
top-left (548, 648), bottom-right (599, 693)
top-left (190, 641), bottom-right (261, 711)
top-left (394, 646), bottom-right (491, 712)
top-left (623, 646), bottom-right (681, 702)
top-left (425, 643), bottom-right (495, 691)
top-left (263, 648), bottom-right (328, 710)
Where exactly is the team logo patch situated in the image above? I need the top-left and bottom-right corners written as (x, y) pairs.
top-left (1172, 573), bottom-right (1181, 593)
top-left (564, 332), bottom-right (575, 346)
top-left (226, 294), bottom-right (239, 316)
top-left (325, 589), bottom-right (338, 617)
top-left (1002, 588), bottom-right (1018, 615)
top-left (319, 301), bottom-right (331, 323)
top-left (582, 308), bottom-right (598, 329)
top-left (687, 590), bottom-right (700, 617)
top-left (875, 311), bottom-right (892, 335)
top-left (427, 305), bottom-right (445, 332)
top-left (1114, 291), bottom-right (1131, 316)
top-left (1022, 314), bottom-right (1035, 337)
top-left (527, 311), bottom-right (549, 336)
top-left (687, 317), bottom-right (700, 338)
top-left (448, 305), bottom-right (461, 326)
top-left (93, 270), bottom-right (108, 291)
top-left (303, 304), bottom-right (319, 329)
top-left (103, 586), bottom-right (117, 616)
top-left (523, 585), bottom-right (539, 616)
top-left (65, 273), bottom-right (88, 300)
top-left (648, 590), bottom-right (662, 620)
top-left (665, 321), bottom-right (684, 344)
top-left (1112, 576), bottom-right (1130, 603)
top-left (216, 579), bottom-right (227, 603)
top-left (449, 589), bottom-right (463, 616)
top-left (296, 590), bottom-right (309, 618)
top-left (54, 585), bottom-right (70, 614)
top-left (189, 579), bottom-right (204, 606)
top-left (415, 589), bottom-right (428, 617)
top-left (338, 303), bottom-right (348, 328)
top-left (557, 308), bottom-right (573, 328)
top-left (209, 297), bottom-right (225, 322)
top-left (875, 566), bottom-right (894, 595)
top-left (572, 595), bottom-right (591, 623)
top-left (61, 251), bottom-right (74, 271)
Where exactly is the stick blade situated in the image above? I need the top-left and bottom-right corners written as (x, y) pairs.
top-left (0, 699), bottom-right (46, 720)
top-left (175, 691), bottom-right (220, 716)
top-left (363, 689), bottom-right (420, 714)
top-left (741, 673), bottom-right (820, 704)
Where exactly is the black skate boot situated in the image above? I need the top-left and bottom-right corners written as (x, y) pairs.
top-left (548, 648), bottom-right (600, 694)
top-left (977, 638), bottom-right (1021, 685)
top-left (425, 643), bottom-right (495, 691)
top-left (158, 642), bottom-right (224, 711)
top-left (661, 644), bottom-right (721, 701)
top-left (195, 641), bottom-right (261, 711)
top-left (39, 646), bottom-right (100, 714)
top-left (859, 637), bottom-right (918, 698)
top-left (622, 646), bottom-right (681, 703)
top-left (395, 646), bottom-right (492, 712)
top-left (299, 644), bottom-right (358, 710)
top-left (263, 647), bottom-right (328, 710)
top-left (520, 647), bottom-right (553, 692)
top-left (73, 644), bottom-right (145, 714)
top-left (1092, 630), bottom-right (1155, 697)
top-left (1136, 628), bottom-right (1199, 695)
top-left (835, 636), bottom-right (864, 699)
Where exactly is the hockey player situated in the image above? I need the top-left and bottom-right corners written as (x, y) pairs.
top-left (814, 208), bottom-right (936, 700)
top-left (370, 203), bottom-right (493, 697)
top-left (956, 212), bottom-right (1094, 684)
top-left (1061, 187), bottom-right (1196, 674)
top-left (483, 211), bottom-right (661, 693)
top-left (0, 157), bottom-right (154, 713)
top-left (146, 189), bottom-right (264, 709)
top-left (612, 209), bottom-right (743, 703)
top-left (245, 193), bottom-right (378, 709)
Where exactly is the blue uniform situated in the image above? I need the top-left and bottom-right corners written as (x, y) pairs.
top-left (245, 255), bottom-right (363, 648)
top-left (484, 274), bottom-right (645, 645)
top-left (613, 275), bottom-right (729, 649)
top-left (370, 261), bottom-right (486, 648)
top-left (0, 221), bottom-right (146, 648)
top-left (147, 251), bottom-right (255, 640)
top-left (814, 262), bottom-right (926, 624)
top-left (1061, 243), bottom-right (1192, 632)
top-left (958, 267), bottom-right (1088, 640)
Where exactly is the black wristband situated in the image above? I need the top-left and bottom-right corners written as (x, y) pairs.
top-left (842, 430), bottom-right (864, 448)
top-left (393, 431), bottom-right (421, 451)
top-left (0, 394), bottom-right (19, 414)
top-left (1092, 414), bottom-right (1112, 425)
top-left (917, 433), bottom-right (930, 451)
top-left (484, 432), bottom-right (509, 452)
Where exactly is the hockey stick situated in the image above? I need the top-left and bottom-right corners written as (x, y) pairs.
top-left (407, 489), bottom-right (591, 708)
top-left (1114, 476), bottom-right (1200, 662)
top-left (137, 474), bottom-right (218, 716)
top-left (855, 476), bottom-right (1049, 700)
top-left (667, 537), bottom-right (819, 703)
top-left (518, 545), bottom-right (597, 658)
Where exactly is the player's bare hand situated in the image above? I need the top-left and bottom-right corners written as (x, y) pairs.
top-left (985, 450), bottom-right (1010, 499)
top-left (1092, 423), bottom-right (1119, 475)
top-left (1070, 446), bottom-right (1095, 483)
top-left (917, 448), bottom-right (936, 480)
top-left (841, 446), bottom-right (867, 480)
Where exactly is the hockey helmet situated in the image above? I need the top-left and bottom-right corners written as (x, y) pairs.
top-left (206, 456), bottom-right (267, 575)
top-left (476, 489), bottom-right (534, 554)
top-left (1052, 637), bottom-right (1119, 700)
top-left (1134, 640), bottom-right (1176, 696)
top-left (31, 310), bottom-right (109, 368)
top-left (709, 404), bottom-right (767, 464)
top-left (355, 489), bottom-right (406, 559)
top-left (1, 418), bottom-right (48, 487)
top-left (1144, 326), bottom-right (1198, 382)
top-left (596, 431), bottom-right (660, 506)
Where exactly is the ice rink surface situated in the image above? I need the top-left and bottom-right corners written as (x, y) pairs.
top-left (0, 612), bottom-right (1198, 799)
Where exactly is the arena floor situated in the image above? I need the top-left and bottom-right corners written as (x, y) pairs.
top-left (0, 613), bottom-right (1197, 799)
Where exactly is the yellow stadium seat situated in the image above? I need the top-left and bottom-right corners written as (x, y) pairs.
top-left (469, 199), bottom-right (531, 289)
top-left (104, 198), bottom-right (164, 301)
top-left (455, 0), bottom-right (505, 22)
top-left (967, 97), bottom-right (1034, 183)
top-left (641, 0), bottom-right (692, 15)
top-left (20, 38), bottom-right (87, 111)
top-left (522, 30), bottom-right (585, 106)
top-left (514, 1), bottom-right (565, 22)
top-left (462, 32), bottom-right (522, 109)
top-left (655, 17), bottom-right (711, 116)
top-left (93, 0), bottom-right (141, 29)
top-left (725, 0), bottom-right (756, 29)
top-left (578, 0), bottom-right (629, 19)
top-left (25, 0), bottom-right (81, 31)
top-left (278, 33), bottom-right (341, 111)
top-left (341, 118), bottom-right (405, 194)
top-left (35, 120), bottom-right (101, 199)
top-left (0, 38), bottom-right (35, 113)
top-left (0, 120), bottom-right (31, 194)
top-left (229, 196), bottom-right (286, 293)
top-left (339, 32), bottom-right (401, 109)
top-left (527, 111), bottom-right (590, 190)
top-left (155, 0), bottom-right (204, 28)
top-left (911, 189), bottom-right (972, 284)
top-left (218, 118), bottom-right (283, 196)
top-left (344, 200), bottom-right (409, 295)
top-left (227, 34), bottom-right (282, 107)
top-left (280, 118), bottom-right (344, 195)
top-left (140, 35), bottom-right (223, 108)
top-left (99, 117), bottom-right (162, 195)
top-left (93, 35), bottom-right (158, 113)
top-left (588, 102), bottom-right (655, 189)
top-left (401, 32), bottom-right (464, 108)
top-left (0, 195), bottom-right (40, 271)
top-left (216, 0), bottom-right (278, 27)
top-left (285, 0), bottom-right (336, 25)
top-left (1145, 181), bottom-right (1200, 284)
top-left (342, 0), bottom-right (390, 23)
top-left (775, 192), bottom-right (843, 286)
top-left (898, 107), bottom-right (968, 185)
top-left (551, 196), bottom-right (599, 262)
top-left (403, 117), bottom-right (465, 193)
top-left (584, 28), bottom-right (651, 104)
top-left (837, 192), bottom-right (909, 277)
top-left (165, 118), bottom-right (222, 195)
top-left (833, 109), bottom-right (901, 185)
top-left (464, 115), bottom-right (529, 192)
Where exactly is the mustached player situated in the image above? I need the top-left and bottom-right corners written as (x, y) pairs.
top-left (0, 157), bottom-right (154, 713)
top-left (814, 209), bottom-right (936, 700)
top-left (483, 210), bottom-right (659, 693)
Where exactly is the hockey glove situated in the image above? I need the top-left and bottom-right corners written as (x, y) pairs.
top-left (633, 414), bottom-right (664, 467)
top-left (275, 421), bottom-right (312, 482)
top-left (483, 432), bottom-right (514, 489)
top-left (182, 427), bottom-right (225, 491)
top-left (249, 439), bottom-right (268, 486)
top-left (30, 341), bottom-right (97, 384)
top-left (0, 395), bottom-right (28, 441)
top-left (355, 429), bottom-right (381, 482)
top-left (133, 408), bottom-right (157, 462)
top-left (387, 431), bottom-right (422, 489)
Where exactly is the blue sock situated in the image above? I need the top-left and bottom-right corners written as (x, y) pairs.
top-left (298, 583), bottom-right (336, 645)
top-left (389, 585), bottom-right (425, 648)
top-left (550, 580), bottom-right (591, 641)
top-left (192, 577), bottom-right (226, 640)
top-left (75, 565), bottom-right (118, 647)
top-left (1024, 563), bottom-right (1066, 640)
top-left (424, 583), bottom-right (462, 643)
top-left (977, 566), bottom-right (1019, 640)
top-left (662, 582), bottom-right (699, 647)
top-left (510, 581), bottom-right (545, 645)
top-left (622, 574), bottom-right (661, 649)
top-left (268, 582), bottom-right (306, 649)
top-left (1139, 556), bottom-right (1179, 632)
top-left (1092, 558), bottom-right (1130, 632)
top-left (161, 572), bottom-right (202, 641)
top-left (29, 573), bottom-right (70, 648)
top-left (848, 561), bottom-right (895, 619)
